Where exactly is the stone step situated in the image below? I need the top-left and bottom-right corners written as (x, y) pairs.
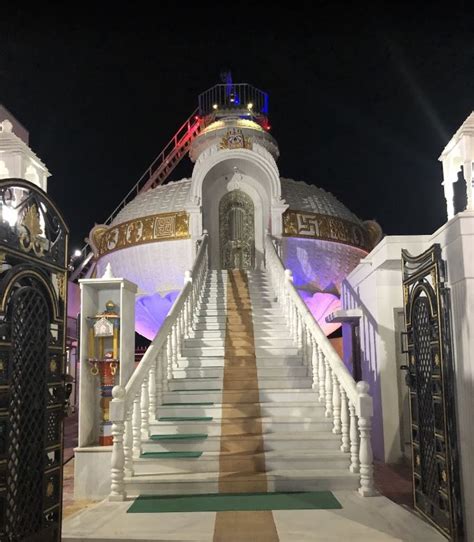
top-left (196, 308), bottom-right (283, 317)
top-left (163, 389), bottom-right (319, 403)
top-left (195, 314), bottom-right (288, 323)
top-left (171, 366), bottom-right (309, 378)
top-left (132, 450), bottom-right (351, 475)
top-left (188, 327), bottom-right (289, 339)
top-left (182, 337), bottom-right (295, 348)
top-left (168, 376), bottom-right (311, 390)
top-left (180, 346), bottom-right (301, 357)
top-left (175, 356), bottom-right (305, 368)
top-left (142, 431), bottom-right (341, 453)
top-left (150, 416), bottom-right (333, 435)
top-left (192, 320), bottom-right (288, 329)
top-left (124, 468), bottom-right (359, 496)
top-left (157, 402), bottom-right (325, 418)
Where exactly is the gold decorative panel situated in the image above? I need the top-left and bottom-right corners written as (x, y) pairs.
top-left (89, 211), bottom-right (189, 258)
top-left (219, 128), bottom-right (253, 151)
top-left (282, 209), bottom-right (372, 252)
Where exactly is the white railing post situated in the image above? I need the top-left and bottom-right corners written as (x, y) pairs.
top-left (124, 408), bottom-right (134, 476)
top-left (349, 403), bottom-right (359, 473)
top-left (167, 333), bottom-right (173, 381)
top-left (156, 349), bottom-right (163, 406)
top-left (132, 392), bottom-right (142, 458)
top-left (332, 372), bottom-right (342, 434)
top-left (340, 386), bottom-right (350, 453)
top-left (318, 347), bottom-right (326, 403)
top-left (324, 358), bottom-right (333, 417)
top-left (148, 359), bottom-right (157, 422)
top-left (311, 336), bottom-right (319, 389)
top-left (141, 376), bottom-right (150, 440)
top-left (357, 381), bottom-right (375, 496)
top-left (109, 385), bottom-right (126, 501)
top-left (172, 323), bottom-right (178, 366)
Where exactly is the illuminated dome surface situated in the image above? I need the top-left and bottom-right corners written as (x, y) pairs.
top-left (94, 174), bottom-right (375, 339)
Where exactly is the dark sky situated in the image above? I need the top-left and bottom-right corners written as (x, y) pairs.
top-left (1, 4), bottom-right (473, 252)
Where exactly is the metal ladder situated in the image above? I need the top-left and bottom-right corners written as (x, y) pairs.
top-left (70, 109), bottom-right (203, 281)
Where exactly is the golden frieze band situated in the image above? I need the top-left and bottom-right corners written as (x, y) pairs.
top-left (89, 211), bottom-right (190, 259)
top-left (282, 209), bottom-right (381, 252)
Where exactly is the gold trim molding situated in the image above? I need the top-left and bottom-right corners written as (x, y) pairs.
top-left (89, 211), bottom-right (190, 259)
top-left (282, 209), bottom-right (380, 252)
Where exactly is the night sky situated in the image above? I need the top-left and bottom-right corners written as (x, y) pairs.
top-left (1, 4), bottom-right (473, 253)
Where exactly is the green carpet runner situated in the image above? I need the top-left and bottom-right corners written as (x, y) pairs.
top-left (128, 491), bottom-right (342, 513)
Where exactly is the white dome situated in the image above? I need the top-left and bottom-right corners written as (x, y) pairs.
top-left (112, 176), bottom-right (362, 226)
top-left (112, 178), bottom-right (191, 225)
top-left (280, 178), bottom-right (361, 225)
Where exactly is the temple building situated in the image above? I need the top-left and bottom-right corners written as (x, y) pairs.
top-left (0, 82), bottom-right (472, 541)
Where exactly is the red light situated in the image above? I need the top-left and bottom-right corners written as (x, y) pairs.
top-left (267, 125), bottom-right (271, 130)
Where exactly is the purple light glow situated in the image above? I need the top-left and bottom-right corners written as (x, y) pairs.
top-left (298, 290), bottom-right (342, 336)
top-left (135, 290), bottom-right (180, 340)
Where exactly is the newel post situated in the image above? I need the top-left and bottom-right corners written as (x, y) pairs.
top-left (356, 381), bottom-right (376, 496)
top-left (109, 385), bottom-right (127, 501)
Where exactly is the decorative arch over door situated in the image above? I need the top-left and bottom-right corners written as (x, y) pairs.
top-left (219, 190), bottom-right (255, 270)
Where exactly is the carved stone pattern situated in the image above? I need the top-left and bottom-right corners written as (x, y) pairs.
top-left (282, 209), bottom-right (371, 252)
top-left (90, 211), bottom-right (190, 258)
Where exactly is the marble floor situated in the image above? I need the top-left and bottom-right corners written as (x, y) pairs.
top-left (62, 489), bottom-right (445, 541)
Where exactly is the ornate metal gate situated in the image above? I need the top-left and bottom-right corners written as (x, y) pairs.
top-left (401, 244), bottom-right (463, 540)
top-left (0, 179), bottom-right (68, 541)
top-left (219, 190), bottom-right (255, 270)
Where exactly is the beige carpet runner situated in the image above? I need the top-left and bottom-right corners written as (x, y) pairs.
top-left (213, 270), bottom-right (279, 541)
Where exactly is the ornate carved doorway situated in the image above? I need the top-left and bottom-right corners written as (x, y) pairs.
top-left (219, 190), bottom-right (255, 270)
top-left (401, 244), bottom-right (463, 540)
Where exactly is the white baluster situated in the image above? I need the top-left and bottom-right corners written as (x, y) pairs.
top-left (332, 372), bottom-right (341, 434)
top-left (340, 386), bottom-right (350, 453)
top-left (318, 347), bottom-right (326, 403)
top-left (311, 336), bottom-right (319, 389)
top-left (149, 358), bottom-right (157, 422)
top-left (172, 323), bottom-right (178, 366)
top-left (110, 419), bottom-right (126, 501)
top-left (167, 333), bottom-right (173, 381)
top-left (109, 385), bottom-right (126, 501)
top-left (141, 376), bottom-right (150, 440)
top-left (357, 381), bottom-right (375, 496)
top-left (349, 403), bottom-right (359, 473)
top-left (156, 348), bottom-right (163, 406)
top-left (324, 359), bottom-right (333, 417)
top-left (124, 408), bottom-right (134, 475)
top-left (301, 324), bottom-right (308, 366)
top-left (296, 311), bottom-right (302, 347)
top-left (132, 392), bottom-right (142, 458)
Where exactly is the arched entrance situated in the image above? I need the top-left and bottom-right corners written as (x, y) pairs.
top-left (219, 190), bottom-right (255, 269)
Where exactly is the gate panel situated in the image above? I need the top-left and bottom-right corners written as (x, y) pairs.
top-left (402, 244), bottom-right (463, 540)
top-left (0, 179), bottom-right (68, 541)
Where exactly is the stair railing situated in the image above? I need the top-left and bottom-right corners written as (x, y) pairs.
top-left (265, 234), bottom-right (375, 497)
top-left (108, 233), bottom-right (209, 501)
top-left (70, 109), bottom-right (203, 282)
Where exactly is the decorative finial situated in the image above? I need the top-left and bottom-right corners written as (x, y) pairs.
top-left (102, 262), bottom-right (115, 279)
top-left (0, 120), bottom-right (13, 133)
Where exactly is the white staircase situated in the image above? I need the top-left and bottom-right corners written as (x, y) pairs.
top-left (123, 269), bottom-right (359, 496)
